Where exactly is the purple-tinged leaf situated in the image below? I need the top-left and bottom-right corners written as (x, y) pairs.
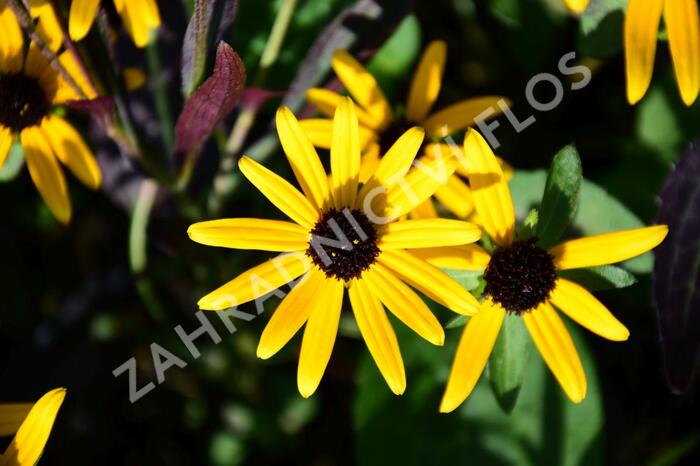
top-left (175, 41), bottom-right (246, 154)
top-left (653, 141), bottom-right (700, 394)
top-left (68, 96), bottom-right (116, 126)
top-left (181, 0), bottom-right (238, 96)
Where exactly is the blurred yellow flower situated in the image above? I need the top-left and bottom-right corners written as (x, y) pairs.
top-left (624, 0), bottom-right (700, 106)
top-left (563, 0), bottom-right (589, 14)
top-left (301, 41), bottom-right (510, 220)
top-left (189, 99), bottom-right (482, 397)
top-left (438, 129), bottom-right (668, 413)
top-left (0, 1), bottom-right (100, 224)
top-left (69, 0), bottom-right (160, 48)
top-left (0, 388), bottom-right (66, 466)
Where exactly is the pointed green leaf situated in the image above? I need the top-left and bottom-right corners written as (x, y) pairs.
top-left (0, 141), bottom-right (25, 182)
top-left (558, 265), bottom-right (637, 292)
top-left (537, 145), bottom-right (582, 249)
top-left (488, 313), bottom-right (532, 413)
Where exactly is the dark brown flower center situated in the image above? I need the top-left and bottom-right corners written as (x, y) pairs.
top-left (306, 208), bottom-right (380, 281)
top-left (0, 73), bottom-right (50, 132)
top-left (483, 239), bottom-right (557, 314)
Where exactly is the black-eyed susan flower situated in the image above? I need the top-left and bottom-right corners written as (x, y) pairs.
top-left (69, 0), bottom-right (160, 48)
top-left (624, 0), bottom-right (700, 106)
top-left (188, 99), bottom-right (483, 397)
top-left (300, 41), bottom-right (509, 221)
top-left (0, 388), bottom-right (66, 466)
top-left (0, 2), bottom-right (100, 224)
top-left (438, 129), bottom-right (668, 413)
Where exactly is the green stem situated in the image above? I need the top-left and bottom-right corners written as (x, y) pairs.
top-left (255, 0), bottom-right (298, 87)
top-left (129, 179), bottom-right (167, 322)
top-left (146, 38), bottom-right (176, 154)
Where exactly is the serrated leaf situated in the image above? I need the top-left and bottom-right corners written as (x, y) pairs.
top-left (0, 141), bottom-right (24, 182)
top-left (537, 145), bottom-right (582, 249)
top-left (175, 42), bottom-right (246, 154)
top-left (558, 265), bottom-right (637, 292)
top-left (653, 141), bottom-right (700, 394)
top-left (488, 313), bottom-right (532, 413)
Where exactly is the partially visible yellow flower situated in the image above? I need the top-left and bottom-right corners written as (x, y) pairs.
top-left (0, 2), bottom-right (100, 223)
top-left (69, 0), bottom-right (160, 48)
top-left (437, 129), bottom-right (668, 413)
top-left (301, 41), bottom-right (509, 220)
top-left (563, 0), bottom-right (590, 14)
top-left (189, 99), bottom-right (483, 397)
top-left (0, 388), bottom-right (66, 466)
top-left (624, 0), bottom-right (700, 106)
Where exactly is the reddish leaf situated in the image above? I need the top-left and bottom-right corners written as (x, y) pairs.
top-left (653, 141), bottom-right (700, 394)
top-left (68, 96), bottom-right (116, 123)
top-left (175, 42), bottom-right (246, 154)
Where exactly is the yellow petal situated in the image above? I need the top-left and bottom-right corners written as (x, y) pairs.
top-left (257, 269), bottom-right (324, 359)
top-left (564, 0), bottom-right (590, 14)
top-left (364, 264), bottom-right (445, 346)
top-left (68, 0), bottom-right (99, 42)
top-left (381, 219), bottom-right (481, 249)
top-left (331, 50), bottom-right (393, 129)
top-left (0, 2), bottom-right (24, 73)
top-left (358, 127), bottom-right (424, 205)
top-left (115, 0), bottom-right (161, 47)
top-left (378, 249), bottom-right (481, 316)
top-left (197, 252), bottom-right (310, 310)
top-left (298, 118), bottom-right (374, 151)
top-left (385, 155), bottom-right (458, 220)
top-left (463, 129), bottom-right (515, 246)
top-left (330, 98), bottom-right (361, 209)
top-left (188, 218), bottom-right (309, 251)
top-left (305, 88), bottom-right (381, 130)
top-left (624, 0), bottom-right (664, 105)
top-left (0, 404), bottom-right (32, 437)
top-left (411, 244), bottom-right (491, 270)
top-left (406, 40), bottom-right (447, 123)
top-left (297, 277), bottom-right (344, 398)
top-left (1, 388), bottom-right (66, 466)
top-left (409, 198), bottom-right (439, 219)
top-left (21, 126), bottom-right (71, 224)
top-left (549, 278), bottom-right (630, 341)
top-left (122, 67), bottom-right (146, 92)
top-left (41, 116), bottom-right (101, 189)
top-left (523, 302), bottom-right (587, 403)
top-left (434, 174), bottom-right (475, 219)
top-left (276, 107), bottom-right (331, 210)
top-left (358, 142), bottom-right (381, 184)
top-left (423, 97), bottom-right (508, 137)
top-left (349, 278), bottom-right (406, 394)
top-left (33, 3), bottom-right (63, 53)
top-left (665, 0), bottom-right (700, 106)
top-left (53, 51), bottom-right (98, 102)
top-left (549, 225), bottom-right (668, 270)
top-left (0, 126), bottom-right (14, 169)
top-left (238, 156), bottom-right (319, 229)
top-left (440, 300), bottom-right (505, 413)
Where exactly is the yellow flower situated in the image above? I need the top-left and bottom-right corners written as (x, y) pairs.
top-left (0, 1), bottom-right (101, 224)
top-left (69, 0), bottom-right (160, 48)
top-left (624, 0), bottom-right (700, 106)
top-left (0, 388), bottom-right (66, 466)
top-left (189, 99), bottom-right (483, 397)
top-left (300, 41), bottom-right (509, 220)
top-left (438, 129), bottom-right (668, 413)
top-left (563, 0), bottom-right (590, 14)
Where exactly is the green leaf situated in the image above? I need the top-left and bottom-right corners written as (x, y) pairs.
top-left (0, 141), bottom-right (24, 182)
top-left (537, 145), bottom-right (582, 249)
top-left (353, 322), bottom-right (604, 466)
top-left (444, 269), bottom-right (483, 292)
top-left (558, 265), bottom-right (637, 291)
top-left (577, 0), bottom-right (626, 58)
top-left (519, 208), bottom-right (539, 240)
top-left (445, 315), bottom-right (469, 329)
top-left (488, 313), bottom-right (532, 413)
